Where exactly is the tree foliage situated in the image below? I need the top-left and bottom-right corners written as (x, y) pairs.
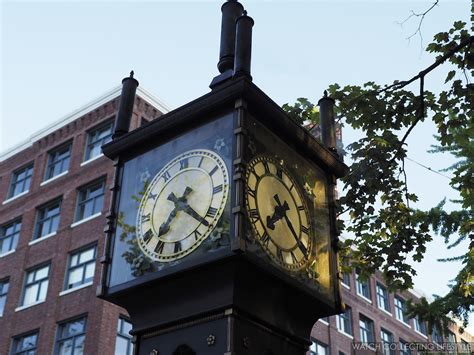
top-left (283, 6), bottom-right (473, 331)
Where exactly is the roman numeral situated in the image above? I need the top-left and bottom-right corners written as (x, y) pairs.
top-left (262, 161), bottom-right (270, 173)
top-left (206, 206), bottom-right (218, 218)
top-left (213, 184), bottom-right (223, 194)
top-left (198, 157), bottom-right (204, 167)
top-left (209, 166), bottom-right (218, 176)
top-left (301, 225), bottom-right (309, 235)
top-left (141, 213), bottom-right (151, 223)
top-left (174, 241), bottom-right (182, 253)
top-left (143, 229), bottom-right (153, 243)
top-left (193, 229), bottom-right (202, 240)
top-left (149, 192), bottom-right (157, 200)
top-left (180, 158), bottom-right (189, 170)
top-left (247, 187), bottom-right (256, 198)
top-left (276, 248), bottom-right (284, 262)
top-left (249, 167), bottom-right (258, 178)
top-left (276, 167), bottom-right (283, 179)
top-left (249, 208), bottom-right (259, 221)
top-left (297, 205), bottom-right (305, 211)
top-left (162, 171), bottom-right (171, 182)
top-left (154, 240), bottom-right (165, 253)
top-left (261, 231), bottom-right (270, 246)
top-left (291, 251), bottom-right (299, 264)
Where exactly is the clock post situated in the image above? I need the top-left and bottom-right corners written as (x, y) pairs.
top-left (97, 2), bottom-right (348, 354)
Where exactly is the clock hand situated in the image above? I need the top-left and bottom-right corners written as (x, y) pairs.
top-left (272, 194), bottom-right (308, 256)
top-left (182, 204), bottom-right (209, 226)
top-left (156, 207), bottom-right (177, 238)
top-left (266, 194), bottom-right (290, 230)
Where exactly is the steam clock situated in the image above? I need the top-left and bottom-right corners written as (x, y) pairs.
top-left (98, 1), bottom-right (348, 354)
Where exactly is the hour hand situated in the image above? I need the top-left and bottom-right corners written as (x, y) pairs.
top-left (157, 208), bottom-right (177, 238)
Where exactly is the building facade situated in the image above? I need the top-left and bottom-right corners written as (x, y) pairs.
top-left (309, 269), bottom-right (473, 355)
top-left (0, 87), bottom-right (168, 355)
top-left (0, 87), bottom-right (472, 355)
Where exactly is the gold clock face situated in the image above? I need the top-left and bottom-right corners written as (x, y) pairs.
top-left (136, 149), bottom-right (229, 262)
top-left (245, 156), bottom-right (312, 271)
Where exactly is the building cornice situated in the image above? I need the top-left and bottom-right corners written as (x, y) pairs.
top-left (0, 86), bottom-right (171, 162)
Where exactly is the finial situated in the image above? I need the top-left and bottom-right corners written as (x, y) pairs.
top-left (130, 70), bottom-right (134, 78)
top-left (323, 90), bottom-right (328, 98)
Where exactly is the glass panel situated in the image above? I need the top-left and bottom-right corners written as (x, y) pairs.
top-left (24, 284), bottom-right (39, 304)
top-left (58, 339), bottom-right (73, 355)
top-left (122, 319), bottom-right (132, 334)
top-left (79, 249), bottom-right (94, 263)
top-left (68, 319), bottom-right (85, 335)
top-left (115, 337), bottom-right (129, 355)
top-left (35, 266), bottom-right (49, 280)
top-left (0, 296), bottom-right (6, 316)
top-left (73, 335), bottom-right (85, 355)
top-left (68, 268), bottom-right (84, 288)
top-left (38, 280), bottom-right (48, 301)
top-left (84, 263), bottom-right (95, 281)
top-left (70, 255), bottom-right (79, 267)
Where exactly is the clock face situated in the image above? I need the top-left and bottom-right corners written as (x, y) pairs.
top-left (245, 156), bottom-right (312, 271)
top-left (136, 149), bottom-right (229, 262)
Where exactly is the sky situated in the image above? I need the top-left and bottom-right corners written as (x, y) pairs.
top-left (1, 0), bottom-right (471, 328)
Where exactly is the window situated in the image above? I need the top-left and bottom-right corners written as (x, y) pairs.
top-left (309, 341), bottom-right (328, 355)
top-left (460, 340), bottom-right (470, 353)
top-left (75, 179), bottom-right (105, 221)
top-left (21, 264), bottom-right (50, 306)
top-left (84, 121), bottom-right (113, 161)
top-left (381, 328), bottom-right (395, 355)
top-left (400, 340), bottom-right (411, 355)
top-left (8, 164), bottom-right (33, 198)
top-left (115, 317), bottom-right (133, 355)
top-left (359, 314), bottom-right (375, 343)
top-left (394, 296), bottom-right (409, 324)
top-left (447, 332), bottom-right (456, 354)
top-left (55, 316), bottom-right (86, 355)
top-left (355, 270), bottom-right (371, 301)
top-left (0, 219), bottom-right (21, 255)
top-left (376, 282), bottom-right (390, 312)
top-left (12, 331), bottom-right (38, 355)
top-left (341, 272), bottom-right (351, 288)
top-left (33, 199), bottom-right (61, 240)
top-left (0, 279), bottom-right (9, 316)
top-left (336, 306), bottom-right (353, 336)
top-left (431, 327), bottom-right (443, 345)
top-left (45, 143), bottom-right (72, 180)
top-left (65, 246), bottom-right (96, 290)
top-left (414, 316), bottom-right (427, 335)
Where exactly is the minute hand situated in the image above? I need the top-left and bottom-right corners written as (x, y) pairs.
top-left (283, 214), bottom-right (308, 256)
top-left (182, 204), bottom-right (209, 226)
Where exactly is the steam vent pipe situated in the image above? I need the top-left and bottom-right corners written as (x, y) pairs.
top-left (113, 71), bottom-right (139, 139)
top-left (318, 90), bottom-right (337, 153)
top-left (234, 10), bottom-right (254, 79)
top-left (217, 0), bottom-right (244, 73)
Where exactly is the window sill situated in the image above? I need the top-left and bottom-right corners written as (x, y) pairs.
top-left (0, 249), bottom-right (16, 258)
top-left (40, 171), bottom-right (68, 186)
top-left (28, 232), bottom-right (57, 246)
top-left (2, 190), bottom-right (29, 205)
top-left (59, 282), bottom-right (93, 296)
top-left (318, 319), bottom-right (329, 326)
top-left (356, 293), bottom-right (372, 304)
top-left (378, 307), bottom-right (392, 316)
top-left (15, 300), bottom-right (45, 312)
top-left (341, 283), bottom-right (351, 290)
top-left (80, 154), bottom-right (104, 166)
top-left (70, 213), bottom-right (102, 228)
top-left (396, 318), bottom-right (411, 328)
top-left (337, 329), bottom-right (354, 339)
top-left (414, 330), bottom-right (428, 339)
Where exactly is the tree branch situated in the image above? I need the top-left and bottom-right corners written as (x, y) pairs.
top-left (397, 0), bottom-right (440, 43)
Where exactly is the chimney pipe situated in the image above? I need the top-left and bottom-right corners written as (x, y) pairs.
top-left (113, 71), bottom-right (139, 139)
top-left (318, 90), bottom-right (337, 154)
top-left (233, 10), bottom-right (254, 79)
top-left (217, 0), bottom-right (244, 73)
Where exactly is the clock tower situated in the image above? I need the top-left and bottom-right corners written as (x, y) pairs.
top-left (98, 2), bottom-right (348, 354)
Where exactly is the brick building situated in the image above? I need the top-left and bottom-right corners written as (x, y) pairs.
top-left (309, 269), bottom-right (473, 355)
top-left (0, 87), bottom-right (472, 355)
top-left (0, 86), bottom-right (168, 355)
